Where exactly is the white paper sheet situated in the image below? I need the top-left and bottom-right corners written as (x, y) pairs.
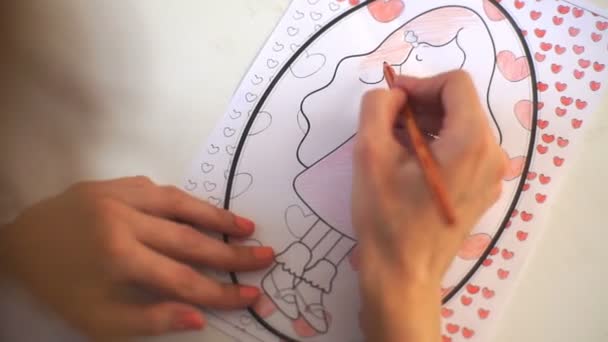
top-left (181, 1), bottom-right (608, 341)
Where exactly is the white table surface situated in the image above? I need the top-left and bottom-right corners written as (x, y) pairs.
top-left (0, 1), bottom-right (607, 341)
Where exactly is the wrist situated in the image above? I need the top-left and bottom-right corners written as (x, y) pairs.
top-left (361, 280), bottom-right (442, 342)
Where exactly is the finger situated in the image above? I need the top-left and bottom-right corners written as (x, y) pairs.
top-left (132, 212), bottom-right (274, 272)
top-left (356, 88), bottom-right (407, 165)
top-left (395, 71), bottom-right (488, 153)
top-left (112, 181), bottom-right (255, 237)
top-left (96, 301), bottom-right (206, 337)
top-left (126, 245), bottom-right (262, 309)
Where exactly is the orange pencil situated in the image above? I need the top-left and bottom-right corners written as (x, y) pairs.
top-left (383, 62), bottom-right (456, 225)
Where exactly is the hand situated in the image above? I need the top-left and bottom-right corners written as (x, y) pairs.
top-left (0, 177), bottom-right (274, 340)
top-left (352, 71), bottom-right (507, 342)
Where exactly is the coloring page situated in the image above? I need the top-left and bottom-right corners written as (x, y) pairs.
top-left (180, 1), bottom-right (608, 341)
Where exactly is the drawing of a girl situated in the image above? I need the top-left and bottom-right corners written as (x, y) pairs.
top-left (261, 6), bottom-right (504, 334)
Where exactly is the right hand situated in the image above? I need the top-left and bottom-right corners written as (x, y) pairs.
top-left (0, 177), bottom-right (274, 340)
top-left (352, 71), bottom-right (507, 342)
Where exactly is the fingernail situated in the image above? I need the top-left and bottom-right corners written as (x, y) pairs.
top-left (253, 247), bottom-right (275, 260)
top-left (234, 215), bottom-right (255, 234)
top-left (239, 286), bottom-right (261, 299)
top-left (171, 312), bottom-right (204, 331)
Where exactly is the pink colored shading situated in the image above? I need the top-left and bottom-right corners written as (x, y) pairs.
top-left (497, 51), bottom-right (531, 82)
top-left (504, 155), bottom-right (525, 181)
top-left (483, 0), bottom-right (506, 21)
top-left (457, 233), bottom-right (492, 260)
top-left (514, 100), bottom-right (533, 130)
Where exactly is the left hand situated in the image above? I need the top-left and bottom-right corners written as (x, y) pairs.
top-left (0, 177), bottom-right (274, 340)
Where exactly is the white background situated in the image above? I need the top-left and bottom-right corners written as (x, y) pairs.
top-left (0, 1), bottom-right (607, 341)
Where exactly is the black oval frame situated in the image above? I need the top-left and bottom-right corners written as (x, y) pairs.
top-left (223, 1), bottom-right (538, 340)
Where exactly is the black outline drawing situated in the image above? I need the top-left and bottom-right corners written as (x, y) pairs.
top-left (248, 111), bottom-right (273, 136)
top-left (329, 2), bottom-right (340, 12)
top-left (294, 10), bottom-right (305, 20)
top-left (223, 127), bottom-right (237, 138)
top-left (231, 109), bottom-right (243, 119)
top-left (184, 179), bottom-right (197, 192)
top-left (208, 144), bottom-right (220, 154)
top-left (267, 58), bottom-right (280, 69)
top-left (287, 26), bottom-right (300, 37)
top-left (201, 162), bottom-right (214, 174)
top-left (273, 42), bottom-right (285, 52)
top-left (203, 181), bottom-right (217, 192)
top-left (245, 92), bottom-right (258, 103)
top-left (285, 204), bottom-right (318, 239)
top-left (310, 11), bottom-right (323, 21)
top-left (230, 172), bottom-right (254, 199)
top-left (252, 74), bottom-right (264, 85)
top-left (223, 1), bottom-right (538, 341)
top-left (290, 51), bottom-right (327, 79)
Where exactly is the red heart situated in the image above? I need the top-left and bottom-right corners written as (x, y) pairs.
top-left (478, 308), bottom-right (490, 319)
top-left (463, 328), bottom-right (475, 339)
top-left (497, 51), bottom-right (531, 81)
top-left (534, 28), bottom-right (546, 37)
top-left (442, 335), bottom-right (452, 342)
top-left (521, 211), bottom-right (533, 221)
top-left (482, 258), bottom-right (493, 266)
top-left (349, 0), bottom-right (361, 5)
top-left (461, 295), bottom-right (473, 306)
top-left (554, 156), bottom-right (564, 167)
top-left (590, 81), bottom-right (602, 91)
top-left (572, 118), bottom-right (583, 129)
top-left (498, 268), bottom-right (510, 279)
top-left (446, 323), bottom-right (460, 334)
top-left (597, 21), bottom-right (608, 31)
top-left (502, 249), bottom-right (515, 260)
top-left (527, 172), bottom-right (537, 180)
top-left (441, 307), bottom-right (454, 318)
top-left (591, 33), bottom-right (602, 42)
top-left (536, 145), bottom-right (549, 154)
top-left (539, 174), bottom-right (551, 184)
top-left (537, 119), bottom-right (549, 129)
top-left (536, 193), bottom-right (547, 203)
top-left (576, 99), bottom-right (588, 110)
top-left (514, 0), bottom-right (525, 9)
top-left (530, 10), bottom-right (541, 20)
top-left (467, 284), bottom-right (480, 294)
top-left (367, 0), bottom-right (404, 23)
top-left (538, 82), bottom-right (549, 92)
top-left (534, 52), bottom-right (545, 62)
top-left (573, 7), bottom-right (584, 18)
top-left (523, 183), bottom-right (530, 191)
top-left (573, 44), bottom-right (585, 54)
top-left (557, 137), bottom-right (569, 147)
top-left (561, 96), bottom-right (573, 106)
top-left (579, 59), bottom-right (591, 68)
top-left (555, 107), bottom-right (567, 117)
top-left (569, 27), bottom-right (580, 36)
top-left (594, 62), bottom-right (606, 72)
top-left (553, 16), bottom-right (564, 25)
top-left (555, 45), bottom-right (566, 54)
top-left (521, 29), bottom-right (528, 36)
top-left (511, 209), bottom-right (519, 218)
top-left (558, 5), bottom-right (570, 14)
top-left (542, 134), bottom-right (555, 143)
top-left (574, 69), bottom-right (585, 79)
top-left (482, 287), bottom-right (495, 299)
top-left (538, 102), bottom-right (545, 110)
top-left (517, 230), bottom-right (529, 241)
top-left (555, 82), bottom-right (567, 92)
top-left (540, 42), bottom-right (553, 51)
top-left (551, 63), bottom-right (563, 73)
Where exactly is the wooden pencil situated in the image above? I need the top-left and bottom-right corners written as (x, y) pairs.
top-left (382, 62), bottom-right (456, 225)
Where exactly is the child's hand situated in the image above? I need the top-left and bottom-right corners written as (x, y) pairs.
top-left (352, 71), bottom-right (507, 342)
top-left (0, 177), bottom-right (274, 339)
